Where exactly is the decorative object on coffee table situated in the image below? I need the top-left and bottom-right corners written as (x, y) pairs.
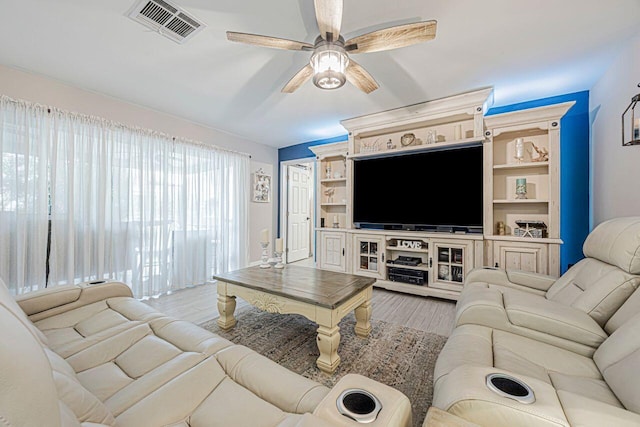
top-left (515, 178), bottom-right (527, 199)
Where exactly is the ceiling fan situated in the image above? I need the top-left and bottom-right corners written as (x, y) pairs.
top-left (226, 0), bottom-right (437, 94)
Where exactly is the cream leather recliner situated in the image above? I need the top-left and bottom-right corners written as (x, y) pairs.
top-left (455, 216), bottom-right (640, 355)
top-left (0, 277), bottom-right (412, 427)
top-left (430, 216), bottom-right (640, 426)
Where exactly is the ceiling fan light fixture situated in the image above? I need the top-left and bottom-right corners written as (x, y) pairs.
top-left (311, 43), bottom-right (349, 90)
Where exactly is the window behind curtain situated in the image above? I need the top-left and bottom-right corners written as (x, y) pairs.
top-left (0, 96), bottom-right (249, 297)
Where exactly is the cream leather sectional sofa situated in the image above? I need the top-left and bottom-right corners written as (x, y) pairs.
top-left (431, 216), bottom-right (640, 426)
top-left (0, 277), bottom-right (412, 426)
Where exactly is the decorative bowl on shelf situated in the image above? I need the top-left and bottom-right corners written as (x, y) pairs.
top-left (400, 133), bottom-right (416, 146)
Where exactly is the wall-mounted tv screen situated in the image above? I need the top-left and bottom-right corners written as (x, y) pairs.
top-left (352, 144), bottom-right (483, 232)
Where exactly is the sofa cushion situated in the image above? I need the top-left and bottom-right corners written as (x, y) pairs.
top-left (455, 283), bottom-right (606, 356)
top-left (545, 258), bottom-right (640, 326)
top-left (46, 348), bottom-right (116, 425)
top-left (558, 391), bottom-right (640, 427)
top-left (436, 324), bottom-right (602, 388)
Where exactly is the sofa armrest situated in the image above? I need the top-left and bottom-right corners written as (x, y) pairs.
top-left (465, 267), bottom-right (555, 294)
top-left (433, 366), bottom-right (569, 427)
top-left (423, 407), bottom-right (480, 427)
top-left (504, 291), bottom-right (608, 349)
top-left (313, 374), bottom-right (412, 427)
top-left (505, 270), bottom-right (557, 292)
top-left (17, 281), bottom-right (133, 320)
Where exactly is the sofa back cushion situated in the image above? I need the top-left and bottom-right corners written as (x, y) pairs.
top-left (545, 258), bottom-right (640, 326)
top-left (582, 216), bottom-right (640, 275)
top-left (594, 312), bottom-right (640, 413)
top-left (0, 277), bottom-right (49, 344)
top-left (0, 302), bottom-right (63, 426)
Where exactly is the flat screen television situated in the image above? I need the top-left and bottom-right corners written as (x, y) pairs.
top-left (353, 144), bottom-right (483, 233)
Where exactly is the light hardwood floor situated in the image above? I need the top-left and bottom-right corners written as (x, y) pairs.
top-left (143, 267), bottom-right (457, 337)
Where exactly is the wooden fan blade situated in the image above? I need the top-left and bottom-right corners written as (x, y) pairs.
top-left (314, 0), bottom-right (343, 41)
top-left (227, 32), bottom-right (313, 51)
top-left (346, 60), bottom-right (379, 94)
top-left (345, 20), bottom-right (437, 54)
top-left (282, 64), bottom-right (314, 93)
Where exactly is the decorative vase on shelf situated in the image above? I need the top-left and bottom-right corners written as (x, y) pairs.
top-left (515, 178), bottom-right (527, 199)
top-left (325, 165), bottom-right (331, 179)
top-left (514, 138), bottom-right (525, 163)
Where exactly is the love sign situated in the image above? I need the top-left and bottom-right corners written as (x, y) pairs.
top-left (398, 240), bottom-right (422, 249)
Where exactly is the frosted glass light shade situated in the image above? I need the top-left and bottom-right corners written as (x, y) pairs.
top-left (311, 44), bottom-right (348, 90)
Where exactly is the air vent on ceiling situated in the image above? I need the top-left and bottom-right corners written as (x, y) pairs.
top-left (127, 0), bottom-right (205, 44)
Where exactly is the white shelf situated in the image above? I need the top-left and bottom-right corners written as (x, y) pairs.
top-left (374, 280), bottom-right (460, 300)
top-left (386, 246), bottom-right (429, 254)
top-left (493, 199), bottom-right (549, 204)
top-left (320, 178), bottom-right (347, 183)
top-left (385, 262), bottom-right (429, 271)
top-left (349, 137), bottom-right (484, 160)
top-left (493, 161), bottom-right (549, 170)
top-left (320, 203), bottom-right (347, 206)
top-left (484, 235), bottom-right (563, 244)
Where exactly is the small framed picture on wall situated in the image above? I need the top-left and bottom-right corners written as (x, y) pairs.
top-left (252, 169), bottom-right (271, 203)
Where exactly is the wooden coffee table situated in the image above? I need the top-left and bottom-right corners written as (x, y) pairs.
top-left (213, 265), bottom-right (375, 374)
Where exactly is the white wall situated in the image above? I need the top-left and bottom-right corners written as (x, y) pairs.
top-left (0, 64), bottom-right (278, 265)
top-left (590, 32), bottom-right (640, 224)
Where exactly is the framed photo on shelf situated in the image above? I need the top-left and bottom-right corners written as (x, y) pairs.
top-left (252, 169), bottom-right (271, 203)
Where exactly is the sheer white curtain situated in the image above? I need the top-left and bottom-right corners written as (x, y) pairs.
top-left (0, 97), bottom-right (51, 294)
top-left (1, 95), bottom-right (250, 297)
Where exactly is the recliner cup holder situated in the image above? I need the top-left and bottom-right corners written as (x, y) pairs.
top-left (336, 388), bottom-right (382, 423)
top-left (486, 373), bottom-right (535, 404)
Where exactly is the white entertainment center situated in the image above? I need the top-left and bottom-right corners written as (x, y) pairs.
top-left (310, 88), bottom-right (574, 301)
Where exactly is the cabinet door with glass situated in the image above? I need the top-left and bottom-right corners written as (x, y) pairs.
top-left (430, 239), bottom-right (474, 291)
top-left (353, 234), bottom-right (385, 279)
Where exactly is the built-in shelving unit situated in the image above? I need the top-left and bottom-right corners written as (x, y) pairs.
top-left (483, 102), bottom-right (574, 276)
top-left (310, 88), bottom-right (573, 301)
top-left (310, 142), bottom-right (349, 231)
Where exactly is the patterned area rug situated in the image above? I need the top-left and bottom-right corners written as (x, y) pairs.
top-left (200, 307), bottom-right (447, 427)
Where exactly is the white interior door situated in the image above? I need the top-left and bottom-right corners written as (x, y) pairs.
top-left (287, 165), bottom-right (311, 263)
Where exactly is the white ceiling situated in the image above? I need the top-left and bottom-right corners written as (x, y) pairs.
top-left (0, 0), bottom-right (639, 148)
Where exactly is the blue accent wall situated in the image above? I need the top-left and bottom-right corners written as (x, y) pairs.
top-left (486, 91), bottom-right (590, 273)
